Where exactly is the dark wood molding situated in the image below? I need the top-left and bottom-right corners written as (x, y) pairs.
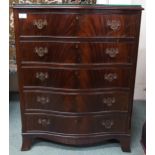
top-left (13, 4), bottom-right (143, 10)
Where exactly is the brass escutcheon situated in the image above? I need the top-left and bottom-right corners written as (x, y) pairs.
top-left (33, 19), bottom-right (47, 29)
top-left (34, 47), bottom-right (48, 57)
top-left (107, 20), bottom-right (121, 31)
top-left (105, 48), bottom-right (119, 58)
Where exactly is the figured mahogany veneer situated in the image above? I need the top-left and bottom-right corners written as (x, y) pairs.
top-left (13, 4), bottom-right (143, 152)
top-left (24, 90), bottom-right (130, 112)
top-left (24, 113), bottom-right (128, 134)
top-left (21, 67), bottom-right (131, 89)
top-left (18, 13), bottom-right (139, 37)
top-left (20, 42), bottom-right (136, 64)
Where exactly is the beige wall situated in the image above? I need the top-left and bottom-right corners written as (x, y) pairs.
top-left (97, 0), bottom-right (146, 100)
top-left (132, 0), bottom-right (146, 100)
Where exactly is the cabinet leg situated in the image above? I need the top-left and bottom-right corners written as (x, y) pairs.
top-left (119, 137), bottom-right (131, 152)
top-left (21, 136), bottom-right (33, 151)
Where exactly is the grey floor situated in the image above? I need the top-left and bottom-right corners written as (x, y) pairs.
top-left (9, 95), bottom-right (145, 155)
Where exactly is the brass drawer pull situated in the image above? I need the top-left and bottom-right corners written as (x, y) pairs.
top-left (76, 15), bottom-right (79, 20)
top-left (103, 97), bottom-right (115, 107)
top-left (34, 47), bottom-right (48, 57)
top-left (36, 96), bottom-right (49, 104)
top-left (36, 72), bottom-right (49, 81)
top-left (74, 119), bottom-right (78, 124)
top-left (77, 56), bottom-right (81, 62)
top-left (102, 120), bottom-right (114, 129)
top-left (75, 44), bottom-right (79, 49)
top-left (74, 70), bottom-right (80, 76)
top-left (107, 20), bottom-right (121, 31)
top-left (38, 118), bottom-right (50, 126)
top-left (104, 73), bottom-right (117, 82)
top-left (105, 48), bottom-right (119, 58)
top-left (33, 19), bottom-right (47, 29)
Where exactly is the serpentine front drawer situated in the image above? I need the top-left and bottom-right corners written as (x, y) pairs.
top-left (18, 12), bottom-right (140, 37)
top-left (25, 113), bottom-right (128, 134)
top-left (19, 42), bottom-right (136, 65)
top-left (21, 67), bottom-right (131, 89)
top-left (24, 90), bottom-right (130, 113)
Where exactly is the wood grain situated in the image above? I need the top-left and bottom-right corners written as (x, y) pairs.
top-left (24, 113), bottom-right (128, 134)
top-left (18, 13), bottom-right (140, 37)
top-left (24, 90), bottom-right (130, 113)
top-left (21, 67), bottom-right (131, 89)
top-left (19, 42), bottom-right (136, 64)
top-left (13, 4), bottom-right (143, 152)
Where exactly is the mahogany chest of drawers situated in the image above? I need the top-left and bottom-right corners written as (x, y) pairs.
top-left (13, 4), bottom-right (143, 152)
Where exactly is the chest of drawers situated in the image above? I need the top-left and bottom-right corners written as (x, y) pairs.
top-left (13, 4), bottom-right (143, 152)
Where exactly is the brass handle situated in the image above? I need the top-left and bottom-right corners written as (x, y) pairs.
top-left (107, 20), bottom-right (121, 31)
top-left (102, 120), bottom-right (114, 129)
top-left (37, 96), bottom-right (49, 104)
top-left (105, 48), bottom-right (119, 58)
top-left (75, 15), bottom-right (79, 20)
top-left (36, 72), bottom-right (49, 81)
top-left (33, 19), bottom-right (47, 29)
top-left (74, 71), bottom-right (79, 76)
top-left (102, 97), bottom-right (115, 107)
top-left (75, 44), bottom-right (79, 49)
top-left (38, 118), bottom-right (50, 126)
top-left (104, 73), bottom-right (117, 82)
top-left (77, 56), bottom-right (81, 62)
top-left (34, 47), bottom-right (48, 57)
top-left (74, 119), bottom-right (78, 124)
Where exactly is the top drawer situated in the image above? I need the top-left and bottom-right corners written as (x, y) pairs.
top-left (18, 13), bottom-right (139, 37)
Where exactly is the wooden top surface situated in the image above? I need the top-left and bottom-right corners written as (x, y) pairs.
top-left (12, 4), bottom-right (143, 10)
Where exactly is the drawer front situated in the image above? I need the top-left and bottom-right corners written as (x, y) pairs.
top-left (19, 13), bottom-right (77, 36)
top-left (18, 13), bottom-right (139, 37)
top-left (21, 67), bottom-right (131, 89)
top-left (20, 42), bottom-right (135, 64)
top-left (25, 113), bottom-right (128, 134)
top-left (24, 91), bottom-right (130, 112)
